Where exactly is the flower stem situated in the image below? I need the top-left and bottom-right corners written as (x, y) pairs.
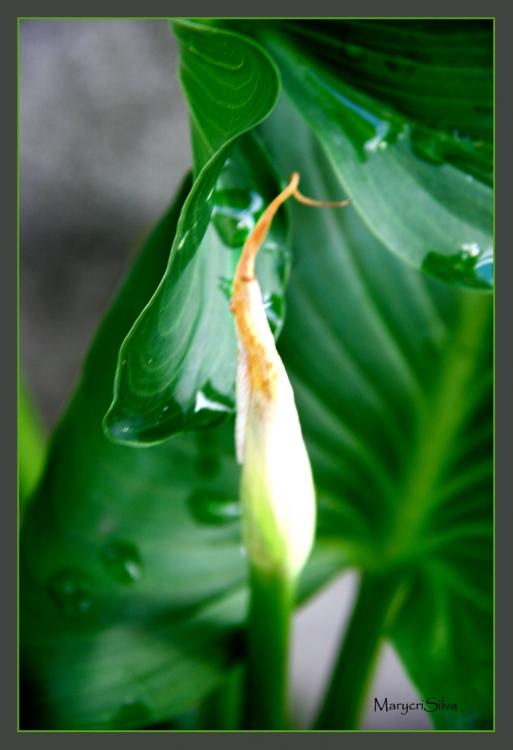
top-left (314, 572), bottom-right (403, 730)
top-left (244, 565), bottom-right (294, 730)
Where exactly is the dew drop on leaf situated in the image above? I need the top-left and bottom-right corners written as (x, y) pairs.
top-left (422, 247), bottom-right (493, 290)
top-left (187, 489), bottom-right (241, 526)
top-left (100, 541), bottom-right (143, 585)
top-left (47, 568), bottom-right (92, 616)
top-left (262, 292), bottom-right (285, 336)
top-left (218, 275), bottom-right (233, 301)
top-left (185, 382), bottom-right (234, 430)
top-left (212, 188), bottom-right (264, 248)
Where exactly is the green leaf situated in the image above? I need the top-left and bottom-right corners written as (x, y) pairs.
top-left (20, 177), bottom-right (245, 730)
top-left (274, 21), bottom-right (493, 152)
top-left (20, 166), bottom-right (344, 729)
top-left (21, 21), bottom-right (492, 731)
top-left (103, 21), bottom-right (281, 444)
top-left (258, 94), bottom-right (492, 728)
top-left (18, 374), bottom-right (47, 511)
top-left (256, 23), bottom-right (493, 290)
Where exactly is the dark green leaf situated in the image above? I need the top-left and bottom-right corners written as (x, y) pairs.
top-left (20, 177), bottom-right (245, 729)
top-left (276, 21), bottom-right (493, 149)
top-left (19, 169), bottom-right (344, 730)
top-left (104, 21), bottom-right (281, 444)
top-left (255, 23), bottom-right (492, 290)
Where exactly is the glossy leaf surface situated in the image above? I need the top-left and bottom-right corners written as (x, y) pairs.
top-left (19, 169), bottom-right (342, 731)
top-left (255, 23), bottom-right (493, 290)
top-left (20, 178), bottom-right (244, 729)
top-left (104, 21), bottom-right (281, 444)
top-left (258, 95), bottom-right (492, 728)
top-left (21, 20), bottom-right (493, 731)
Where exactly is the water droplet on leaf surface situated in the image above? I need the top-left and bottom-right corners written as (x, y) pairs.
top-left (47, 568), bottom-right (92, 616)
top-left (218, 275), bottom-right (233, 301)
top-left (187, 489), bottom-right (241, 526)
top-left (422, 246), bottom-right (493, 290)
top-left (185, 382), bottom-right (234, 430)
top-left (262, 293), bottom-right (285, 336)
top-left (212, 189), bottom-right (264, 248)
top-left (100, 541), bottom-right (143, 585)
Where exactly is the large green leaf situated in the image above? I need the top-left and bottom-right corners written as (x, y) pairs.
top-left (104, 21), bottom-right (281, 444)
top-left (21, 20), bottom-right (493, 731)
top-left (257, 93), bottom-right (492, 728)
top-left (20, 177), bottom-right (243, 729)
top-left (19, 159), bottom-right (344, 731)
top-left (254, 22), bottom-right (493, 291)
top-left (273, 20), bottom-right (493, 157)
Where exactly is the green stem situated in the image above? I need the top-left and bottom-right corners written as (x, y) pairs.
top-left (245, 565), bottom-right (294, 730)
top-left (314, 572), bottom-right (402, 730)
top-left (199, 665), bottom-right (245, 730)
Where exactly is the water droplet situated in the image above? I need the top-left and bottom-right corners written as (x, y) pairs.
top-left (212, 189), bottom-right (264, 248)
top-left (317, 79), bottom-right (404, 161)
top-left (218, 275), bottom-right (233, 301)
top-left (364, 121), bottom-right (394, 155)
top-left (47, 568), bottom-right (92, 616)
top-left (262, 293), bottom-right (285, 336)
top-left (187, 489), bottom-right (240, 526)
top-left (100, 541), bottom-right (143, 585)
top-left (411, 126), bottom-right (492, 185)
top-left (186, 382), bottom-right (234, 429)
top-left (461, 242), bottom-right (480, 258)
top-left (422, 247), bottom-right (493, 290)
top-left (194, 390), bottom-right (233, 415)
top-left (106, 395), bottom-right (185, 443)
top-left (110, 698), bottom-right (152, 729)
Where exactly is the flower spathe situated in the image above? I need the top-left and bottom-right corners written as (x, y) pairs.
top-left (230, 173), bottom-right (350, 580)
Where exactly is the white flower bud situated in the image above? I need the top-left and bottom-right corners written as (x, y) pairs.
top-left (233, 287), bottom-right (316, 580)
top-left (229, 174), bottom-right (349, 579)
top-left (230, 173), bottom-right (350, 580)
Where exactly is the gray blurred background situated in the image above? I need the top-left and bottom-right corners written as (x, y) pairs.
top-left (19, 19), bottom-right (431, 730)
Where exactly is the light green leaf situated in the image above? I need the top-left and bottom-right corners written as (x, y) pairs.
top-left (258, 94), bottom-right (492, 728)
top-left (18, 374), bottom-right (47, 511)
